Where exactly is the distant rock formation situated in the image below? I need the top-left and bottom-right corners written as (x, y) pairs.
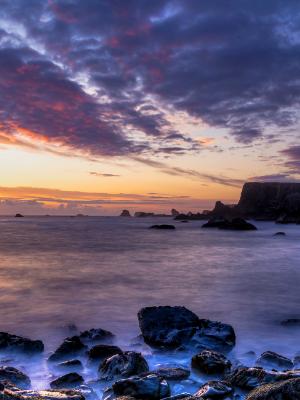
top-left (134, 212), bottom-right (154, 217)
top-left (15, 213), bottom-right (24, 218)
top-left (171, 208), bottom-right (180, 216)
top-left (120, 209), bottom-right (131, 217)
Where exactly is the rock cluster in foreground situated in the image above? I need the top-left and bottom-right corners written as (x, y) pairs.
top-left (0, 306), bottom-right (299, 400)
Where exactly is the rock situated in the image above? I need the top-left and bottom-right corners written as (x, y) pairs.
top-left (56, 360), bottom-right (83, 373)
top-left (48, 337), bottom-right (87, 362)
top-left (191, 350), bottom-right (231, 374)
top-left (256, 351), bottom-right (294, 370)
top-left (88, 344), bottom-right (122, 363)
top-left (147, 367), bottom-right (190, 381)
top-left (103, 374), bottom-right (170, 400)
top-left (149, 225), bottom-right (176, 230)
top-left (202, 218), bottom-right (257, 231)
top-left (14, 214), bottom-right (24, 218)
top-left (50, 373), bottom-right (84, 389)
top-left (134, 212), bottom-right (154, 217)
top-left (120, 210), bottom-right (131, 217)
top-left (273, 232), bottom-right (286, 236)
top-left (195, 380), bottom-right (234, 398)
top-left (0, 367), bottom-right (31, 389)
top-left (171, 209), bottom-right (180, 217)
top-left (161, 395), bottom-right (195, 400)
top-left (246, 377), bottom-right (300, 400)
top-left (138, 306), bottom-right (235, 352)
top-left (99, 351), bottom-right (149, 380)
top-left (79, 328), bottom-right (114, 344)
top-left (2, 388), bottom-right (85, 400)
top-left (281, 318), bottom-right (300, 326)
top-left (0, 332), bottom-right (44, 354)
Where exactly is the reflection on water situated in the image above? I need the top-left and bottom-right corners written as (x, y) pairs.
top-left (0, 216), bottom-right (299, 392)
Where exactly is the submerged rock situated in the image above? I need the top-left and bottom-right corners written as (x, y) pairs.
top-left (88, 344), bottom-right (122, 363)
top-left (273, 232), bottom-right (286, 236)
top-left (138, 306), bottom-right (235, 352)
top-left (0, 367), bottom-right (31, 389)
top-left (79, 328), bottom-right (114, 344)
top-left (103, 374), bottom-right (170, 400)
top-left (149, 225), bottom-right (176, 230)
top-left (1, 388), bottom-right (85, 400)
top-left (246, 377), bottom-right (300, 400)
top-left (146, 367), bottom-right (190, 381)
top-left (50, 373), bottom-right (84, 389)
top-left (0, 332), bottom-right (44, 354)
top-left (256, 351), bottom-right (294, 370)
top-left (195, 380), bottom-right (234, 399)
top-left (48, 337), bottom-right (87, 362)
top-left (99, 351), bottom-right (149, 380)
top-left (281, 318), bottom-right (300, 326)
top-left (202, 218), bottom-right (257, 231)
top-left (56, 360), bottom-right (83, 373)
top-left (14, 214), bottom-right (24, 218)
top-left (191, 350), bottom-right (231, 374)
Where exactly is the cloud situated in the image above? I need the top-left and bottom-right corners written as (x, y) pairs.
top-left (89, 171), bottom-right (120, 177)
top-left (0, 0), bottom-right (299, 159)
top-left (280, 145), bottom-right (300, 173)
top-left (247, 173), bottom-right (300, 183)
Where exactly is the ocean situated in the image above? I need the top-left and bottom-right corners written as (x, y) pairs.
top-left (0, 216), bottom-right (299, 393)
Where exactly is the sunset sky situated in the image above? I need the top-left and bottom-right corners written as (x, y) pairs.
top-left (0, 0), bottom-right (300, 215)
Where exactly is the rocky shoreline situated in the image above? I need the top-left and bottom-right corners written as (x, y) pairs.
top-left (0, 306), bottom-right (299, 400)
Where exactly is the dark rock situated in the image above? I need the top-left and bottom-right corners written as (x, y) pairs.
top-left (0, 367), bottom-right (31, 389)
top-left (14, 214), bottom-right (24, 218)
top-left (273, 232), bottom-right (286, 236)
top-left (195, 380), bottom-right (234, 398)
top-left (246, 377), bottom-right (300, 400)
top-left (174, 213), bottom-right (207, 221)
top-left (48, 337), bottom-right (87, 362)
top-left (161, 395), bottom-right (194, 400)
top-left (120, 210), bottom-right (131, 217)
top-left (256, 351), bottom-right (294, 370)
top-left (79, 328), bottom-right (114, 344)
top-left (104, 374), bottom-right (170, 400)
top-left (191, 350), bottom-right (231, 374)
top-left (88, 344), bottom-right (122, 362)
top-left (202, 218), bottom-right (257, 231)
top-left (50, 373), bottom-right (84, 389)
top-left (148, 367), bottom-right (190, 381)
top-left (99, 351), bottom-right (149, 380)
top-left (1, 388), bottom-right (85, 400)
top-left (171, 209), bottom-right (180, 217)
top-left (281, 318), bottom-right (300, 326)
top-left (56, 360), bottom-right (83, 373)
top-left (149, 225), bottom-right (176, 230)
top-left (138, 306), bottom-right (235, 352)
top-left (0, 332), bottom-right (44, 354)
top-left (134, 212), bottom-right (154, 217)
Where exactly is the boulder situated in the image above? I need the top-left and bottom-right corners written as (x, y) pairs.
top-left (50, 373), bottom-right (84, 389)
top-left (195, 380), bottom-right (234, 398)
top-left (149, 225), bottom-right (176, 230)
top-left (88, 344), bottom-right (122, 363)
top-left (202, 218), bottom-right (257, 231)
top-left (246, 377), bottom-right (300, 400)
top-left (120, 210), bottom-right (131, 217)
top-left (103, 374), bottom-right (170, 400)
top-left (48, 337), bottom-right (87, 362)
top-left (1, 388), bottom-right (85, 400)
top-left (273, 232), bottom-right (286, 236)
top-left (191, 350), bottom-right (231, 374)
top-left (256, 351), bottom-right (294, 370)
top-left (138, 306), bottom-right (235, 352)
top-left (56, 360), bottom-right (83, 373)
top-left (146, 367), bottom-right (190, 381)
top-left (0, 332), bottom-right (44, 354)
top-left (0, 367), bottom-right (31, 389)
top-left (15, 214), bottom-right (24, 218)
top-left (79, 328), bottom-right (114, 344)
top-left (99, 352), bottom-right (149, 380)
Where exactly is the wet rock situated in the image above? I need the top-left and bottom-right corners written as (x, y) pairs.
top-left (202, 218), bottom-right (257, 231)
top-left (246, 377), bottom-right (300, 400)
top-left (281, 318), bottom-right (300, 326)
top-left (273, 232), bottom-right (286, 236)
top-left (88, 345), bottom-right (122, 363)
top-left (57, 360), bottom-right (83, 373)
top-left (103, 374), bottom-right (170, 399)
top-left (256, 351), bottom-right (294, 370)
top-left (0, 367), bottom-right (31, 389)
top-left (138, 306), bottom-right (235, 352)
top-left (2, 388), bottom-right (85, 400)
top-left (50, 373), bottom-right (84, 389)
top-left (148, 367), bottom-right (190, 381)
top-left (79, 328), bottom-right (114, 344)
top-left (120, 210), bottom-right (131, 217)
top-left (149, 225), bottom-right (176, 230)
top-left (0, 332), bottom-right (44, 354)
top-left (294, 356), bottom-right (300, 368)
top-left (191, 350), bottom-right (231, 374)
top-left (195, 380), bottom-right (234, 398)
top-left (48, 337), bottom-right (87, 362)
top-left (15, 214), bottom-right (24, 218)
top-left (99, 352), bottom-right (149, 380)
top-left (161, 395), bottom-right (195, 400)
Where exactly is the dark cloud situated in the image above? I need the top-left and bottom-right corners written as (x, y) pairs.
top-left (0, 0), bottom-right (299, 156)
top-left (248, 173), bottom-right (299, 182)
top-left (281, 145), bottom-right (300, 173)
top-left (89, 171), bottom-right (120, 177)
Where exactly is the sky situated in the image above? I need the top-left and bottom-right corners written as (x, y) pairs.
top-left (0, 0), bottom-right (300, 215)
